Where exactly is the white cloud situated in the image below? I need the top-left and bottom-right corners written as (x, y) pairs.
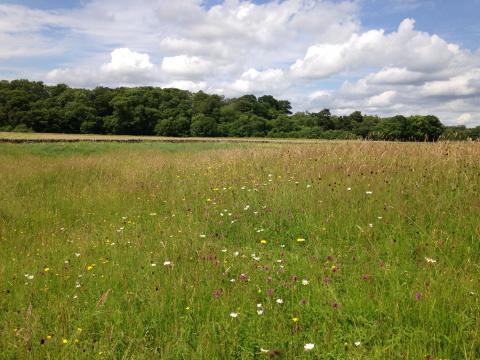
top-left (291, 19), bottom-right (465, 79)
top-left (102, 48), bottom-right (153, 73)
top-left (231, 68), bottom-right (285, 94)
top-left (161, 55), bottom-right (212, 77)
top-left (367, 90), bottom-right (397, 107)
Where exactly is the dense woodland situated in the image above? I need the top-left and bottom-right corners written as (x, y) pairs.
top-left (1, 79), bottom-right (479, 140)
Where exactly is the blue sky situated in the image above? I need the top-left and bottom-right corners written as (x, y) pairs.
top-left (0, 0), bottom-right (479, 126)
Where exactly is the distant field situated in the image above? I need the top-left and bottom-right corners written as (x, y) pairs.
top-left (0, 141), bottom-right (479, 359)
top-left (0, 132), bottom-right (324, 144)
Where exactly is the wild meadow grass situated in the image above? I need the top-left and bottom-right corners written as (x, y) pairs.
top-left (0, 141), bottom-right (479, 359)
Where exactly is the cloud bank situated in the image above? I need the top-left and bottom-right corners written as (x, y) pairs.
top-left (0, 0), bottom-right (479, 126)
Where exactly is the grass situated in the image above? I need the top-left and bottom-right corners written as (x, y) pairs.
top-left (0, 141), bottom-right (479, 359)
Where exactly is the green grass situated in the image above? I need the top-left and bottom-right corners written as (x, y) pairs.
top-left (0, 141), bottom-right (479, 359)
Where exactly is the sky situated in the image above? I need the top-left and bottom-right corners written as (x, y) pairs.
top-left (1, 0), bottom-right (479, 126)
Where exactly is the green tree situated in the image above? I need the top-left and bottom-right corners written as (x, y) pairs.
top-left (190, 114), bottom-right (218, 137)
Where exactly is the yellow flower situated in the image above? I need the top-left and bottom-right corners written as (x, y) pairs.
top-left (62, 339), bottom-right (68, 344)
top-left (74, 339), bottom-right (79, 344)
top-left (296, 238), bottom-right (306, 243)
top-left (46, 335), bottom-right (52, 340)
top-left (260, 239), bottom-right (267, 244)
top-left (44, 267), bottom-right (50, 272)
top-left (292, 317), bottom-right (299, 322)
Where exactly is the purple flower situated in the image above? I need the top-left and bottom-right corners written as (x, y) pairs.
top-left (213, 289), bottom-right (222, 299)
top-left (266, 288), bottom-right (274, 296)
top-left (239, 273), bottom-right (249, 282)
top-left (415, 292), bottom-right (422, 301)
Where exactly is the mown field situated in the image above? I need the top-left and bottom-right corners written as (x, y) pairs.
top-left (0, 141), bottom-right (479, 359)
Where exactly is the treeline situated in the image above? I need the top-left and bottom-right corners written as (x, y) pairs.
top-left (1, 79), bottom-right (479, 141)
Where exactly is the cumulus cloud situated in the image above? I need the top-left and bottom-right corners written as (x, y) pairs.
top-left (291, 19), bottom-right (466, 79)
top-left (102, 48), bottom-right (153, 73)
top-left (230, 68), bottom-right (286, 94)
top-left (161, 55), bottom-right (212, 77)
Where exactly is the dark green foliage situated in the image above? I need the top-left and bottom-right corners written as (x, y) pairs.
top-left (0, 79), bottom-right (476, 141)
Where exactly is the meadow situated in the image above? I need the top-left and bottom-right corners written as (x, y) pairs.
top-left (0, 140), bottom-right (479, 359)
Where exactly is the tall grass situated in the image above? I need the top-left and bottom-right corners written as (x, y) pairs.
top-left (0, 141), bottom-right (479, 359)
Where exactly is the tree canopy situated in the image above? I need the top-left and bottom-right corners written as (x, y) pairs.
top-left (0, 79), bottom-right (477, 141)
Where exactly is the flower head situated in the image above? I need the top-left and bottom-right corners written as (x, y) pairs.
top-left (304, 343), bottom-right (315, 351)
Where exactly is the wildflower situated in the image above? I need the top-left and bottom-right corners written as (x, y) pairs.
top-left (260, 239), bottom-right (267, 245)
top-left (239, 273), bottom-right (249, 281)
top-left (257, 309), bottom-right (264, 315)
top-left (347, 187), bottom-right (352, 191)
top-left (425, 257), bottom-right (437, 264)
top-left (221, 249), bottom-right (227, 253)
top-left (44, 267), bottom-right (50, 273)
top-left (87, 265), bottom-right (94, 271)
top-left (331, 265), bottom-right (337, 273)
top-left (304, 343), bottom-right (315, 351)
top-left (266, 288), bottom-right (274, 296)
top-left (230, 312), bottom-right (238, 318)
top-left (200, 234), bottom-right (206, 238)
top-left (150, 263), bottom-right (157, 267)
top-left (302, 279), bottom-right (309, 286)
top-left (75, 253), bottom-right (80, 257)
top-left (74, 339), bottom-right (79, 344)
top-left (163, 261), bottom-right (171, 266)
top-left (276, 298), bottom-right (284, 304)
top-left (233, 251), bottom-right (239, 256)
top-left (46, 335), bottom-right (52, 340)
top-left (62, 339), bottom-right (68, 344)
top-left (354, 341), bottom-right (361, 347)
top-left (368, 223), bottom-right (373, 228)
top-left (415, 292), bottom-right (422, 301)
top-left (366, 191), bottom-right (373, 195)
top-left (292, 317), bottom-right (299, 322)
top-left (257, 303), bottom-right (262, 308)
top-left (213, 289), bottom-right (222, 299)
top-left (149, 213), bottom-right (157, 216)
top-left (299, 298), bottom-right (308, 305)
top-left (296, 238), bottom-right (306, 243)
